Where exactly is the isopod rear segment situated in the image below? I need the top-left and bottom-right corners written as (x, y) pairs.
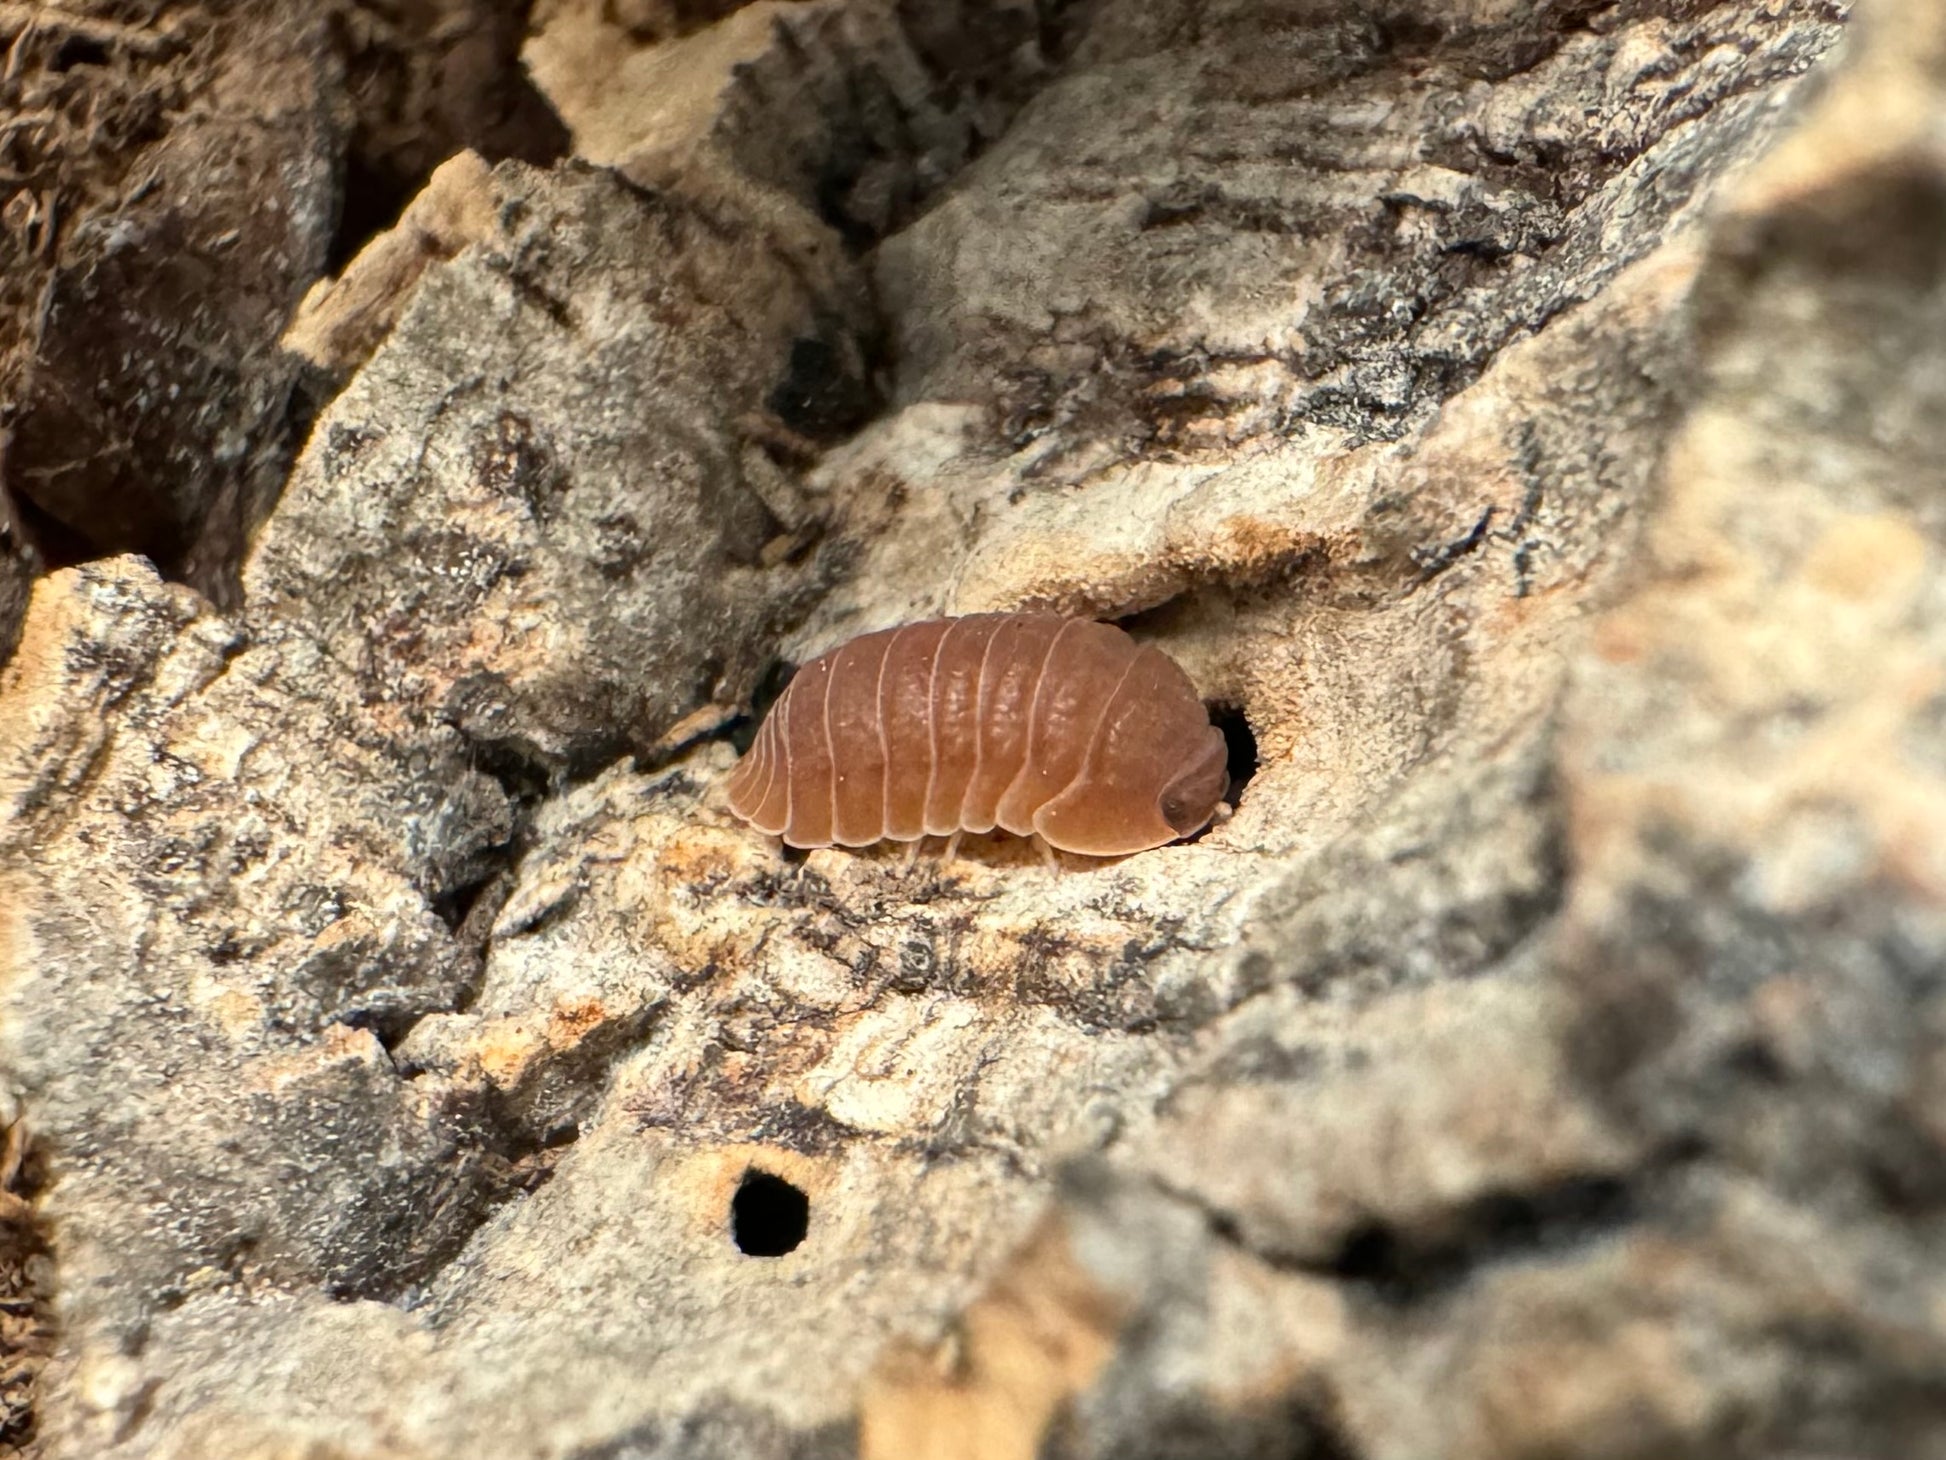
top-left (723, 613), bottom-right (1230, 857)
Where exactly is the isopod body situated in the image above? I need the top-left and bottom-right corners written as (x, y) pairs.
top-left (724, 613), bottom-right (1230, 857)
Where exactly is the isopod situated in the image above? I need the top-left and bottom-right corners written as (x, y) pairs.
top-left (724, 613), bottom-right (1231, 857)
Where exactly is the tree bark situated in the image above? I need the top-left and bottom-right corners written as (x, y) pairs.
top-left (12, 2), bottom-right (1946, 1458)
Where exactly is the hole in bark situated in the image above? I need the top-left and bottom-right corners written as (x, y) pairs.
top-left (731, 658), bottom-right (797, 755)
top-left (331, 1005), bottom-right (419, 1053)
top-left (430, 867), bottom-right (505, 933)
top-left (5, 487), bottom-right (95, 571)
top-left (1210, 703), bottom-right (1258, 803)
top-left (50, 34), bottom-right (109, 70)
top-left (1329, 1220), bottom-right (1401, 1283)
top-left (731, 1170), bottom-right (808, 1257)
top-left (765, 334), bottom-right (876, 440)
top-left (329, 152), bottom-right (417, 274)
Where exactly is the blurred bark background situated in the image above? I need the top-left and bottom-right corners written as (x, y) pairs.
top-left (8, 1), bottom-right (1946, 1457)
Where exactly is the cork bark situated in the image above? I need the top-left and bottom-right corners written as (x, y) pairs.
top-left (12, 2), bottom-right (1946, 1457)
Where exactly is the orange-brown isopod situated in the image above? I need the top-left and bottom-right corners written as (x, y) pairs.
top-left (724, 614), bottom-right (1230, 857)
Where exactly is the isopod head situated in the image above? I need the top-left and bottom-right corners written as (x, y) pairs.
top-left (1160, 730), bottom-right (1232, 837)
top-left (1028, 723), bottom-right (1228, 857)
top-left (1028, 645), bottom-right (1231, 857)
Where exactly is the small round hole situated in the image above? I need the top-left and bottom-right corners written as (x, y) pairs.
top-left (1210, 703), bottom-right (1258, 803)
top-left (731, 1170), bottom-right (808, 1256)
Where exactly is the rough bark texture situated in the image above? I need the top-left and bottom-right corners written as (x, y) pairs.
top-left (0, 2), bottom-right (337, 598)
top-left (0, 0), bottom-right (566, 605)
top-left (11, 0), bottom-right (1946, 1456)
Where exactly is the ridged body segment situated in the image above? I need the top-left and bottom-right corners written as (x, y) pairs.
top-left (780, 655), bottom-right (835, 848)
top-left (924, 616), bottom-right (999, 836)
top-left (723, 613), bottom-right (1229, 857)
top-left (877, 620), bottom-right (949, 840)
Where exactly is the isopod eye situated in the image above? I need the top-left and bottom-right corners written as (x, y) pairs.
top-left (1157, 731), bottom-right (1229, 838)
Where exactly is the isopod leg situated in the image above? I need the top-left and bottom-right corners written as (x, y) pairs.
top-left (903, 838), bottom-right (925, 871)
top-left (940, 831), bottom-right (963, 868)
top-left (1032, 833), bottom-right (1061, 876)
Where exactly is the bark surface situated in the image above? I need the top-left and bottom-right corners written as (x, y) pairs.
top-left (11, 2), bottom-right (1946, 1458)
